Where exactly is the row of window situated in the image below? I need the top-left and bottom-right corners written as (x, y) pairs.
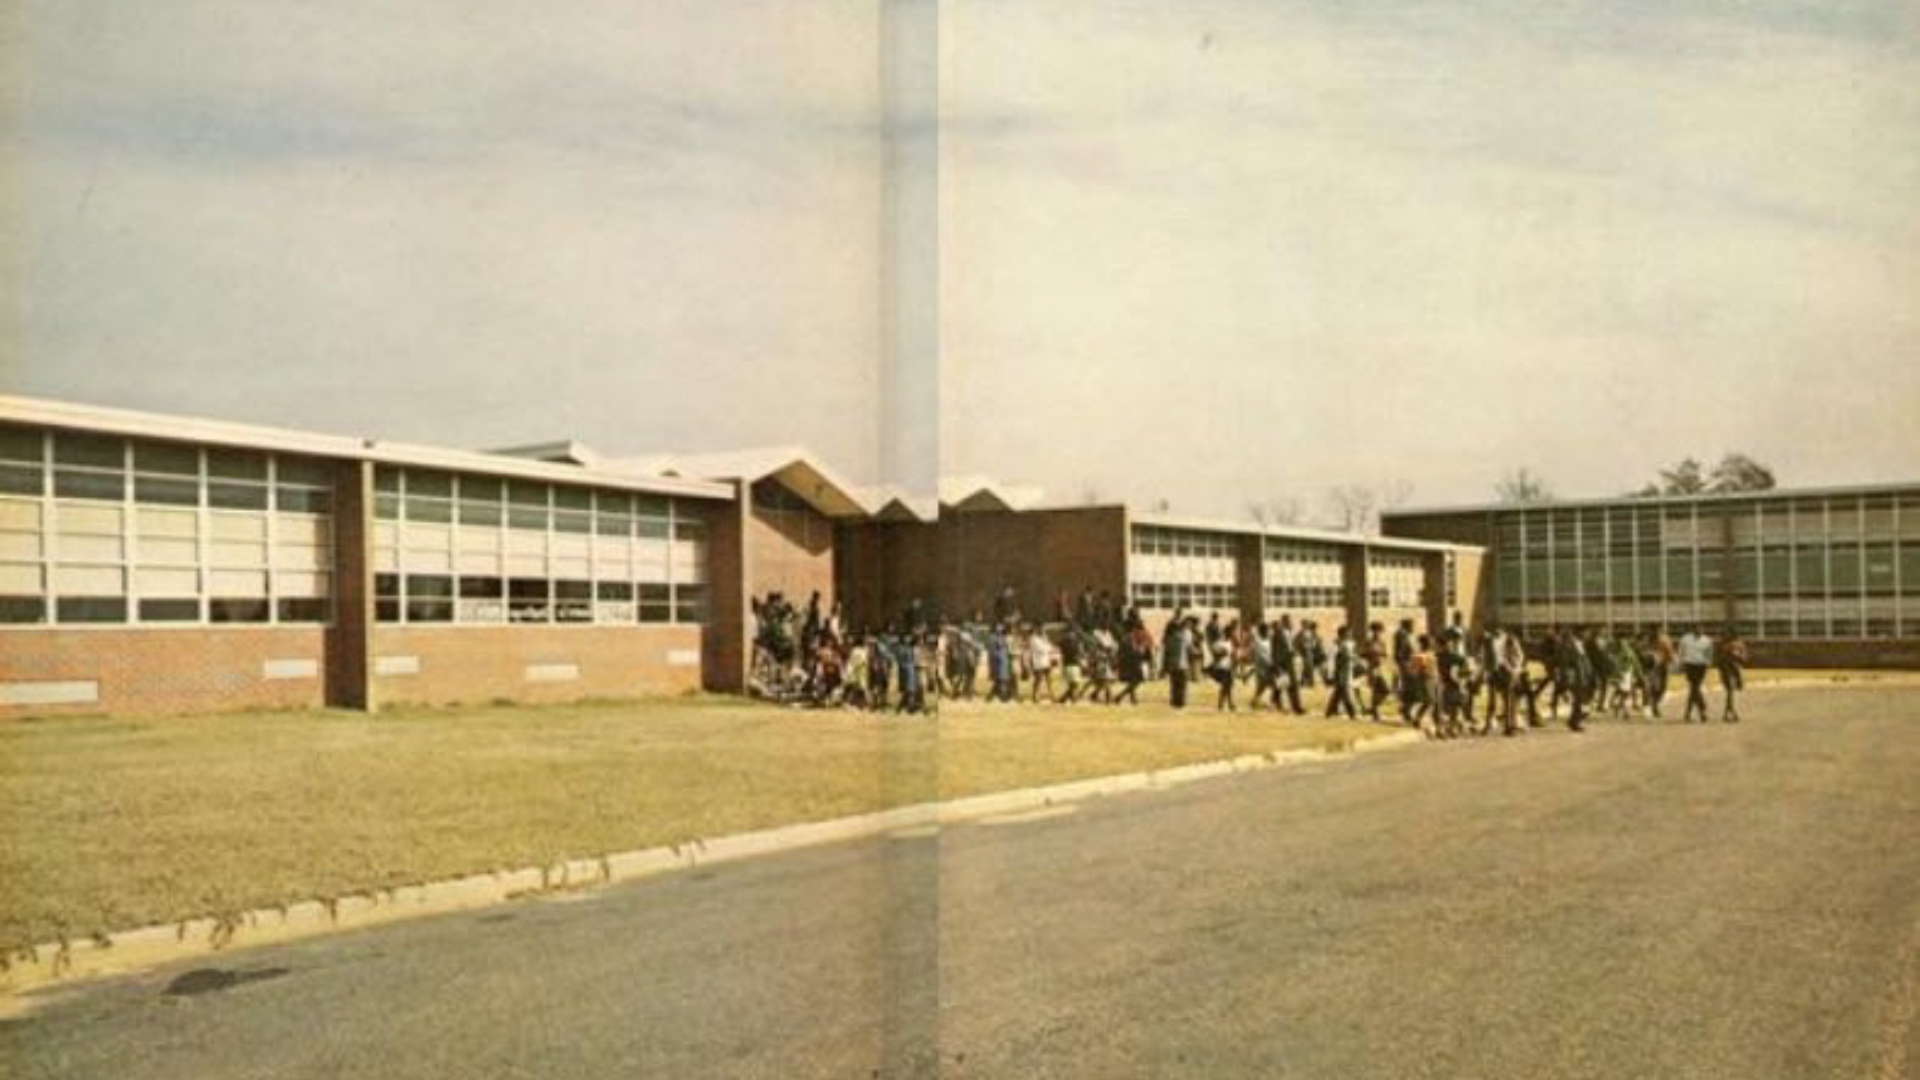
top-left (1493, 543), bottom-right (1920, 603)
top-left (1130, 582), bottom-right (1237, 610)
top-left (375, 467), bottom-right (698, 534)
top-left (373, 574), bottom-right (706, 625)
top-left (1490, 497), bottom-right (1920, 556)
top-left (0, 425), bottom-right (338, 512)
top-left (1131, 527), bottom-right (1237, 559)
top-left (1264, 586), bottom-right (1346, 610)
top-left (0, 424), bottom-right (337, 626)
top-left (1498, 610), bottom-right (1908, 641)
top-left (1269, 542), bottom-right (1343, 565)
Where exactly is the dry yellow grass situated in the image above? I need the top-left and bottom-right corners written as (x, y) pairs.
top-left (0, 686), bottom-right (1398, 950)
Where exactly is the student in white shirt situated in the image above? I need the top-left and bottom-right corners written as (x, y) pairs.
top-left (1677, 626), bottom-right (1714, 723)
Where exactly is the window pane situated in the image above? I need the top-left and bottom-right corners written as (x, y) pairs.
top-left (276, 486), bottom-right (332, 514)
top-left (638, 583), bottom-right (672, 623)
top-left (136, 476), bottom-right (200, 506)
top-left (0, 596), bottom-right (48, 623)
top-left (674, 584), bottom-right (707, 624)
top-left (459, 476), bottom-right (502, 501)
top-left (277, 598), bottom-right (330, 623)
top-left (208, 598), bottom-right (270, 623)
top-left (55, 471), bottom-right (125, 500)
top-left (208, 482), bottom-right (269, 510)
top-left (406, 496), bottom-right (452, 523)
top-left (0, 464), bottom-right (42, 495)
top-left (407, 471), bottom-right (453, 498)
top-left (0, 426), bottom-right (43, 463)
top-left (459, 576), bottom-right (503, 598)
top-left (58, 597), bottom-right (129, 622)
top-left (458, 500), bottom-right (501, 525)
top-left (132, 441), bottom-right (200, 476)
top-left (53, 433), bottom-right (123, 469)
top-left (407, 574), bottom-right (453, 598)
top-left (406, 599), bottom-right (454, 623)
top-left (275, 456), bottom-right (335, 487)
top-left (206, 448), bottom-right (268, 480)
top-left (139, 598), bottom-right (201, 622)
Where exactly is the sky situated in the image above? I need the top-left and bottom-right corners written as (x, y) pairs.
top-left (7, 0), bottom-right (1917, 522)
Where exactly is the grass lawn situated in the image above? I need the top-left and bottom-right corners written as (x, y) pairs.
top-left (0, 683), bottom-right (1399, 951)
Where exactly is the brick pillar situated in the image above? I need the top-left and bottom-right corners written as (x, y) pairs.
top-left (702, 482), bottom-right (750, 693)
top-left (1235, 533), bottom-right (1264, 626)
top-left (1343, 545), bottom-right (1370, 636)
top-left (1422, 552), bottom-right (1449, 637)
top-left (325, 459), bottom-right (374, 711)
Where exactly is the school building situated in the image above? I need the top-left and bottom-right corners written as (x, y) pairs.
top-left (1382, 486), bottom-right (1920, 668)
top-left (0, 395), bottom-right (1488, 717)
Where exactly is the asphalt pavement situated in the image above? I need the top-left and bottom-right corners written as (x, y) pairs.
top-left (4, 686), bottom-right (1916, 1079)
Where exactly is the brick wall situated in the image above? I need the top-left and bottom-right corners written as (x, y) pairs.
top-left (698, 493), bottom-right (748, 694)
top-left (370, 624), bottom-right (703, 706)
top-left (745, 497), bottom-right (836, 607)
top-left (1, 627), bottom-right (331, 717)
top-left (838, 507), bottom-right (1130, 629)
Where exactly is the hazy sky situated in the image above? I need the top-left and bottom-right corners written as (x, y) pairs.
top-left (8, 1), bottom-right (1917, 520)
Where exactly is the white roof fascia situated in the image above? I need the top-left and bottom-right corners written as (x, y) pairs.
top-left (0, 395), bottom-right (729, 501)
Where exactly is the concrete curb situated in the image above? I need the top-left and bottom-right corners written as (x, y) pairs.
top-left (0, 728), bottom-right (1422, 1005)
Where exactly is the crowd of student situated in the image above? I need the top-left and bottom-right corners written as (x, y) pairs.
top-left (748, 586), bottom-right (1751, 736)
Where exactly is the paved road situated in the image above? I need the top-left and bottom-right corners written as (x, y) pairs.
top-left (4, 687), bottom-right (1917, 1079)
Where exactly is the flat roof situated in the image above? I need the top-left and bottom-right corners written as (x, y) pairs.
top-left (0, 395), bottom-right (732, 501)
top-left (1387, 480), bottom-right (1920, 519)
top-left (1129, 510), bottom-right (1481, 554)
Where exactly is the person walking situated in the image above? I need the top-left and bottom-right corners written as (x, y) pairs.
top-left (1164, 615), bottom-right (1192, 709)
top-left (1361, 622), bottom-right (1390, 722)
top-left (1647, 628), bottom-right (1675, 720)
top-left (1405, 635), bottom-right (1437, 734)
top-left (1249, 623), bottom-right (1278, 710)
top-left (1116, 621), bottom-right (1149, 706)
top-left (1716, 628), bottom-right (1748, 722)
top-left (1677, 625), bottom-right (1714, 723)
top-left (1325, 626), bottom-right (1360, 719)
top-left (1209, 620), bottom-right (1238, 712)
top-left (1274, 615), bottom-right (1304, 715)
top-left (1556, 627), bottom-right (1592, 732)
top-left (1026, 624), bottom-right (1056, 704)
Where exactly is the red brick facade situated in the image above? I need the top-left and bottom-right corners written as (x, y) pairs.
top-left (370, 625), bottom-right (703, 706)
top-left (836, 507), bottom-right (1130, 629)
top-left (0, 627), bottom-right (331, 716)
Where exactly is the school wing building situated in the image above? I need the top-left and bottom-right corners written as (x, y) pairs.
top-left (1, 394), bottom-right (1480, 717)
top-left (1382, 487), bottom-right (1920, 668)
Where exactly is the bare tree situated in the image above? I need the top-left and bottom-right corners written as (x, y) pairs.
top-left (1494, 467), bottom-right (1553, 504)
top-left (1266, 497), bottom-right (1305, 526)
top-left (1246, 497), bottom-right (1304, 528)
top-left (1324, 484), bottom-right (1380, 534)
